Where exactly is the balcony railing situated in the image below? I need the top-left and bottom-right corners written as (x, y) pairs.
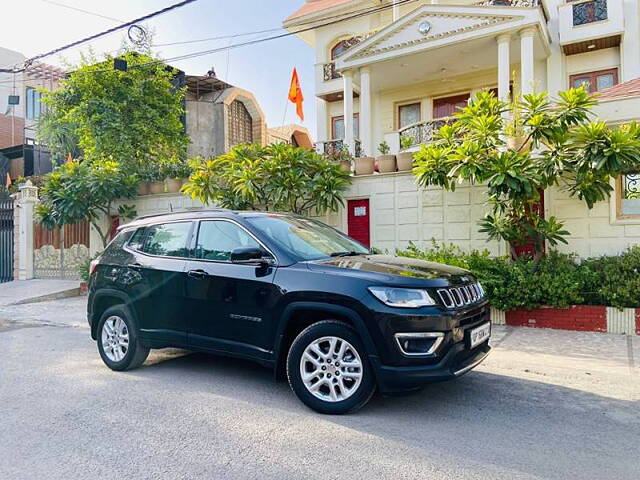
top-left (316, 139), bottom-right (362, 158)
top-left (474, 0), bottom-right (541, 7)
top-left (398, 119), bottom-right (451, 149)
top-left (323, 62), bottom-right (341, 81)
top-left (572, 0), bottom-right (607, 26)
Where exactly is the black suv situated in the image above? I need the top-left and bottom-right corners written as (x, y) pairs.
top-left (88, 210), bottom-right (491, 414)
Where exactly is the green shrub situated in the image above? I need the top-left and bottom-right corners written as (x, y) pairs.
top-left (396, 242), bottom-right (639, 311)
top-left (581, 246), bottom-right (640, 309)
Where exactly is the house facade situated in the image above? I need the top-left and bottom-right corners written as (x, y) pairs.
top-left (284, 0), bottom-right (640, 257)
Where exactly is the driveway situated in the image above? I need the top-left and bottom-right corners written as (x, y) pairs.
top-left (0, 297), bottom-right (638, 480)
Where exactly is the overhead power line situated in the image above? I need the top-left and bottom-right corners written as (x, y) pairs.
top-left (0, 0), bottom-right (198, 73)
top-left (0, 0), bottom-right (418, 84)
top-left (40, 0), bottom-right (125, 23)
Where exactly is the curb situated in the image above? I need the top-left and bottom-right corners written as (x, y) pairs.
top-left (9, 287), bottom-right (81, 306)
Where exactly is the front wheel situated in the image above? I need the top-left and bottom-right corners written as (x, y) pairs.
top-left (97, 305), bottom-right (149, 371)
top-left (287, 320), bottom-right (376, 414)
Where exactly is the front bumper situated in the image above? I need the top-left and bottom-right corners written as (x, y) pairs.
top-left (371, 340), bottom-right (491, 394)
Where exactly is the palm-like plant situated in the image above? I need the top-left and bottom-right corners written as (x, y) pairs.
top-left (413, 87), bottom-right (640, 263)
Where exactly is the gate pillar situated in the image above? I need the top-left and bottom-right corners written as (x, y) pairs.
top-left (16, 181), bottom-right (38, 280)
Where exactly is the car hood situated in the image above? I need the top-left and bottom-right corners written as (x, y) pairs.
top-left (307, 254), bottom-right (473, 287)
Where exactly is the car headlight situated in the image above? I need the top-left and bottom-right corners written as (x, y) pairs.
top-left (368, 286), bottom-right (436, 308)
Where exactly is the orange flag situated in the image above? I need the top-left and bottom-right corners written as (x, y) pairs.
top-left (5, 172), bottom-right (11, 188)
top-left (288, 67), bottom-right (304, 122)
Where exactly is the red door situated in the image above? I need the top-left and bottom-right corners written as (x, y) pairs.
top-left (347, 199), bottom-right (370, 247)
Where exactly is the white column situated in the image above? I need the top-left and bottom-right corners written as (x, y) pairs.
top-left (17, 180), bottom-right (38, 280)
top-left (520, 27), bottom-right (536, 95)
top-left (315, 97), bottom-right (328, 146)
top-left (497, 34), bottom-right (511, 102)
top-left (392, 0), bottom-right (400, 21)
top-left (359, 66), bottom-right (372, 157)
top-left (621, 0), bottom-right (640, 81)
top-left (343, 69), bottom-right (355, 155)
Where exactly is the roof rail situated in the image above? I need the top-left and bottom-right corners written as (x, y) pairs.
top-left (133, 208), bottom-right (231, 221)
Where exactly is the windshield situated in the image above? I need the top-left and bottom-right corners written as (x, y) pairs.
top-left (246, 215), bottom-right (370, 261)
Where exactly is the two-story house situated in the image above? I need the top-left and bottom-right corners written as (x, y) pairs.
top-left (284, 0), bottom-right (640, 257)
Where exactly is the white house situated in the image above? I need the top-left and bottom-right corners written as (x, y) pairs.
top-left (284, 0), bottom-right (640, 257)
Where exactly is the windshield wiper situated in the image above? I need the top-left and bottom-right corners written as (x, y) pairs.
top-left (330, 251), bottom-right (362, 257)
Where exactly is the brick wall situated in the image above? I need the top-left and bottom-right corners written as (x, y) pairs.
top-left (505, 306), bottom-right (607, 332)
top-left (0, 113), bottom-right (24, 149)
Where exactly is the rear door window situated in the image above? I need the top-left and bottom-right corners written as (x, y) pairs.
top-left (140, 222), bottom-right (192, 258)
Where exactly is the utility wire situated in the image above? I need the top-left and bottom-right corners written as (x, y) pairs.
top-left (0, 0), bottom-right (198, 73)
top-left (40, 0), bottom-right (125, 23)
top-left (0, 0), bottom-right (417, 83)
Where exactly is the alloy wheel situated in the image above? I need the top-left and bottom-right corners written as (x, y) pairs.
top-left (299, 336), bottom-right (363, 402)
top-left (101, 315), bottom-right (130, 362)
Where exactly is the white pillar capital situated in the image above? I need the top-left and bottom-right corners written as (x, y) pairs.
top-left (519, 26), bottom-right (537, 38)
top-left (496, 33), bottom-right (511, 45)
top-left (341, 69), bottom-right (354, 79)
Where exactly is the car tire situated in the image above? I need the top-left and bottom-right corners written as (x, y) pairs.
top-left (97, 305), bottom-right (150, 371)
top-left (287, 320), bottom-right (376, 414)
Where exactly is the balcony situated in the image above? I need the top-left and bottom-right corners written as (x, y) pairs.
top-left (398, 119), bottom-right (452, 150)
top-left (323, 62), bottom-right (341, 81)
top-left (316, 139), bottom-right (362, 158)
top-left (558, 0), bottom-right (623, 50)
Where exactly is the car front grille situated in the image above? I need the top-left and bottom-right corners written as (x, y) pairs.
top-left (436, 283), bottom-right (484, 309)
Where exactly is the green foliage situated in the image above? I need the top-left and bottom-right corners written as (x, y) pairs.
top-left (413, 88), bottom-right (640, 260)
top-left (377, 141), bottom-right (390, 155)
top-left (158, 156), bottom-right (192, 179)
top-left (36, 160), bottom-right (137, 247)
top-left (183, 143), bottom-right (352, 215)
top-left (400, 136), bottom-right (415, 150)
top-left (38, 49), bottom-right (188, 169)
top-left (397, 242), bottom-right (640, 310)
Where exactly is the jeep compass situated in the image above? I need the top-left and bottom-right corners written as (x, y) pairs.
top-left (87, 210), bottom-right (491, 414)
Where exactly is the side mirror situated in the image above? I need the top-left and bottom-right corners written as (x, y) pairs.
top-left (230, 246), bottom-right (272, 265)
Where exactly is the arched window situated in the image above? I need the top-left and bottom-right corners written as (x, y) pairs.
top-left (331, 39), bottom-right (352, 60)
top-left (228, 100), bottom-right (253, 146)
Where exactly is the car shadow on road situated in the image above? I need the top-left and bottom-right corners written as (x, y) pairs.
top-left (123, 348), bottom-right (640, 478)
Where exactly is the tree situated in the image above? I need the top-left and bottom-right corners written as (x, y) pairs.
top-left (413, 88), bottom-right (640, 262)
top-left (183, 143), bottom-right (352, 214)
top-left (36, 160), bottom-right (137, 248)
top-left (38, 49), bottom-right (188, 170)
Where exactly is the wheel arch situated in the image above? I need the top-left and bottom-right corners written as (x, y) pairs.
top-left (273, 302), bottom-right (378, 378)
top-left (90, 289), bottom-right (136, 340)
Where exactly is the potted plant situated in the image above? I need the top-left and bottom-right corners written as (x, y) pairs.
top-left (353, 145), bottom-right (375, 176)
top-left (376, 141), bottom-right (396, 173)
top-left (397, 136), bottom-right (416, 171)
top-left (326, 145), bottom-right (353, 172)
top-left (163, 159), bottom-right (191, 193)
top-left (148, 169), bottom-right (166, 195)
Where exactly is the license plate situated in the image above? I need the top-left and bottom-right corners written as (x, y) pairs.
top-left (469, 322), bottom-right (491, 348)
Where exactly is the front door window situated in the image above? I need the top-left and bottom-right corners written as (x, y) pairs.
top-left (398, 103), bottom-right (421, 129)
top-left (432, 94), bottom-right (470, 119)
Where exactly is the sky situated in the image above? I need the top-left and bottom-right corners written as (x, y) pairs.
top-left (1, 0), bottom-right (317, 136)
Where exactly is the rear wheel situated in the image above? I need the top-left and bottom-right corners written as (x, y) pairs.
top-left (287, 320), bottom-right (375, 414)
top-left (97, 305), bottom-right (149, 371)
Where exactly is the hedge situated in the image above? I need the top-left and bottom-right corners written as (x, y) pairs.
top-left (396, 242), bottom-right (640, 311)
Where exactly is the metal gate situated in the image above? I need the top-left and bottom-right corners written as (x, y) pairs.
top-left (33, 221), bottom-right (90, 279)
top-left (0, 199), bottom-right (14, 283)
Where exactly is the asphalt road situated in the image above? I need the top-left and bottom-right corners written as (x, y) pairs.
top-left (1, 297), bottom-right (638, 480)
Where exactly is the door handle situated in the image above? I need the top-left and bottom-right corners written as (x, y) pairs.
top-left (187, 269), bottom-right (208, 279)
